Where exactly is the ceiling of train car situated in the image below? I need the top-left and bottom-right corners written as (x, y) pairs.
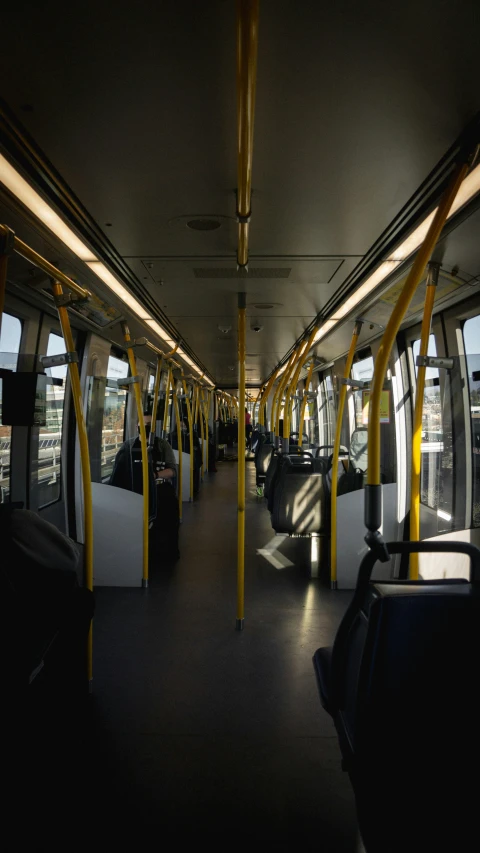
top-left (0, 0), bottom-right (478, 384)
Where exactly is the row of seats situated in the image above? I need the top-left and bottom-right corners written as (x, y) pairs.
top-left (313, 539), bottom-right (480, 852)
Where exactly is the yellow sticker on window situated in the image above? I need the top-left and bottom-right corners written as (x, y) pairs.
top-left (362, 389), bottom-right (390, 424)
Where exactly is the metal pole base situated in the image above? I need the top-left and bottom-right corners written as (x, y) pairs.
top-left (142, 578), bottom-right (149, 589)
top-left (331, 580), bottom-right (338, 590)
top-left (235, 618), bottom-right (245, 631)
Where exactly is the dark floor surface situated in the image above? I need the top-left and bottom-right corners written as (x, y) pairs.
top-left (17, 457), bottom-right (361, 848)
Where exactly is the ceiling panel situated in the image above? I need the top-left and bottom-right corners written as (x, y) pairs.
top-left (0, 0), bottom-right (478, 381)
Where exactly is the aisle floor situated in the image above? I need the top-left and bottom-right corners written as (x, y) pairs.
top-left (90, 458), bottom-right (359, 847)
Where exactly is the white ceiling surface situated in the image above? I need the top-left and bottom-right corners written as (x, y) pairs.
top-left (1, 0), bottom-right (479, 382)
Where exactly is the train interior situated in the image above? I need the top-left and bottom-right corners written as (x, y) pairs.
top-left (1, 2), bottom-right (479, 849)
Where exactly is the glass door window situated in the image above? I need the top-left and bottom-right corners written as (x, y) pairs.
top-left (463, 315), bottom-right (480, 527)
top-left (0, 313), bottom-right (22, 502)
top-left (36, 332), bottom-right (67, 507)
top-left (101, 355), bottom-right (129, 480)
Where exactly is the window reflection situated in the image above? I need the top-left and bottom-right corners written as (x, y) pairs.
top-left (463, 315), bottom-right (480, 527)
top-left (101, 355), bottom-right (129, 480)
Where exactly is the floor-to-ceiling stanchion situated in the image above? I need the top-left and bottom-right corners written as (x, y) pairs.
top-left (409, 262), bottom-right (440, 579)
top-left (236, 292), bottom-right (247, 631)
top-left (0, 227), bottom-right (14, 335)
top-left (298, 358), bottom-right (316, 442)
top-left (151, 355), bottom-right (163, 437)
top-left (53, 281), bottom-right (95, 682)
top-left (172, 378), bottom-right (183, 522)
top-left (122, 321), bottom-right (150, 588)
top-left (181, 375), bottom-right (195, 500)
top-left (162, 366), bottom-right (172, 438)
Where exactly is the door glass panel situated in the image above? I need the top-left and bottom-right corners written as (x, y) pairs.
top-left (463, 315), bottom-right (480, 527)
top-left (351, 353), bottom-right (374, 429)
top-left (101, 355), bottom-right (129, 481)
top-left (37, 332), bottom-right (67, 508)
top-left (412, 335), bottom-right (443, 512)
top-left (0, 313), bottom-right (22, 502)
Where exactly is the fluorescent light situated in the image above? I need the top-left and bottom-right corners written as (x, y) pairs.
top-left (437, 509), bottom-right (452, 522)
top-left (0, 153), bottom-right (213, 374)
top-left (145, 319), bottom-right (170, 339)
top-left (0, 153), bottom-right (97, 262)
top-left (294, 162), bottom-right (480, 362)
top-left (85, 261), bottom-right (153, 320)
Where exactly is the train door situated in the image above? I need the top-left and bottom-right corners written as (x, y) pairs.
top-left (409, 296), bottom-right (480, 578)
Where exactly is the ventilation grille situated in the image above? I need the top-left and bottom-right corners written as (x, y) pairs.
top-left (193, 268), bottom-right (291, 279)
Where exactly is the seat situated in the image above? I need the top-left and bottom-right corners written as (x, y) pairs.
top-left (1, 505), bottom-right (94, 697)
top-left (337, 427), bottom-right (368, 495)
top-left (271, 455), bottom-right (327, 535)
top-left (255, 437), bottom-right (274, 487)
top-left (313, 539), bottom-right (480, 853)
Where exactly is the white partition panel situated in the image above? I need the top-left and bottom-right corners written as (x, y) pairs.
top-left (173, 450), bottom-right (193, 501)
top-left (336, 483), bottom-right (398, 589)
top-left (92, 482), bottom-right (143, 586)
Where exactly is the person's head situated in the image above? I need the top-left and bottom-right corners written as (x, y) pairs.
top-left (139, 411), bottom-right (152, 437)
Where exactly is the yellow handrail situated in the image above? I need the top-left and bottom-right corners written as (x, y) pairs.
top-left (237, 292), bottom-right (246, 629)
top-left (53, 282), bottom-right (94, 681)
top-left (285, 327), bottom-right (319, 442)
top-left (163, 367), bottom-right (172, 437)
top-left (258, 367), bottom-right (279, 429)
top-left (172, 383), bottom-right (183, 522)
top-left (365, 159), bottom-right (469, 545)
top-left (122, 322), bottom-right (149, 588)
top-left (151, 356), bottom-right (163, 437)
top-left (272, 351), bottom-right (297, 441)
top-left (409, 263), bottom-right (439, 578)
top-left (236, 0), bottom-right (259, 267)
top-left (0, 244), bottom-right (8, 335)
top-left (283, 339), bottom-right (310, 440)
top-left (298, 358), bottom-right (316, 442)
top-left (198, 385), bottom-right (205, 482)
top-left (182, 376), bottom-right (195, 500)
top-left (330, 321), bottom-right (363, 587)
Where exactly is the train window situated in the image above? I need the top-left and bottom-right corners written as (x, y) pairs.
top-left (463, 315), bottom-right (480, 527)
top-left (148, 373), bottom-right (155, 392)
top-left (37, 332), bottom-right (67, 508)
top-left (411, 335), bottom-right (443, 513)
top-left (351, 351), bottom-right (374, 428)
top-left (101, 355), bottom-right (129, 480)
top-left (318, 373), bottom-right (335, 446)
top-left (0, 313), bottom-right (23, 502)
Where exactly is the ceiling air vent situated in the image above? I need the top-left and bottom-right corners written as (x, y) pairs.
top-left (193, 268), bottom-right (291, 279)
top-left (187, 218), bottom-right (222, 231)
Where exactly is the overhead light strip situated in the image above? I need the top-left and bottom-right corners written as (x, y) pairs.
top-left (278, 162), bottom-right (480, 371)
top-left (0, 152), bottom-right (212, 381)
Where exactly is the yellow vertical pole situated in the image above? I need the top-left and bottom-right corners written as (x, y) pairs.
top-left (330, 320), bottom-right (363, 588)
top-left (271, 351), bottom-right (297, 441)
top-left (122, 322), bottom-right (149, 588)
top-left (259, 367), bottom-right (279, 429)
top-left (198, 386), bottom-right (205, 482)
top-left (237, 292), bottom-right (246, 630)
top-left (284, 327), bottom-right (318, 441)
top-left (410, 263), bottom-right (440, 578)
top-left (182, 376), bottom-right (195, 500)
top-left (52, 282), bottom-right (95, 682)
top-left (172, 381), bottom-right (183, 522)
top-left (151, 356), bottom-right (163, 438)
top-left (299, 359), bottom-right (316, 443)
top-left (162, 367), bottom-right (172, 437)
top-left (0, 246), bottom-right (10, 335)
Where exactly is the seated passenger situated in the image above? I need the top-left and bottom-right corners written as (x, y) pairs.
top-left (109, 411), bottom-right (180, 562)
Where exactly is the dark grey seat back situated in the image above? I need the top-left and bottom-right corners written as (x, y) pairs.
top-left (271, 456), bottom-right (327, 535)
